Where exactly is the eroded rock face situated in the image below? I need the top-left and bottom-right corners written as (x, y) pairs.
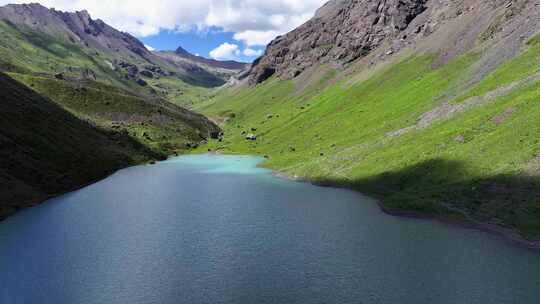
top-left (249, 0), bottom-right (427, 84)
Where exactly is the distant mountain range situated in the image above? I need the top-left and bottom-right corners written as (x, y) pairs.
top-left (173, 46), bottom-right (247, 70)
top-left (155, 47), bottom-right (249, 86)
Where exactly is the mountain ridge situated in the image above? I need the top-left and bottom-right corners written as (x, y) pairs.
top-left (173, 46), bottom-right (247, 70)
top-left (248, 0), bottom-right (534, 86)
top-left (0, 3), bottom-right (243, 93)
top-left (0, 3), bottom-right (152, 61)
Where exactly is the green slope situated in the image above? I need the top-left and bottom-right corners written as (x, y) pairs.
top-left (0, 7), bottom-right (227, 218)
top-left (0, 20), bottom-right (220, 106)
top-left (0, 20), bottom-right (131, 89)
top-left (198, 36), bottom-right (540, 239)
top-left (10, 73), bottom-right (219, 157)
top-left (0, 16), bottom-right (222, 219)
top-left (0, 72), bottom-right (160, 219)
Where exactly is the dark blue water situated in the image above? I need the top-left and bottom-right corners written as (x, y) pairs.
top-left (1, 155), bottom-right (539, 304)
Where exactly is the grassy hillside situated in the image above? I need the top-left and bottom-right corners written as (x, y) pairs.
top-left (0, 20), bottom-right (131, 89)
top-left (0, 72), bottom-right (160, 219)
top-left (147, 75), bottom-right (219, 108)
top-left (0, 5), bottom-right (228, 220)
top-left (198, 36), bottom-right (540, 239)
top-left (10, 73), bottom-right (219, 156)
top-left (0, 20), bottom-right (220, 106)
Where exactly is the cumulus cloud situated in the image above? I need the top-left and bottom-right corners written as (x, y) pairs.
top-left (0, 0), bottom-right (327, 45)
top-left (144, 44), bottom-right (155, 51)
top-left (243, 48), bottom-right (263, 57)
top-left (209, 43), bottom-right (240, 60)
top-left (234, 30), bottom-right (280, 47)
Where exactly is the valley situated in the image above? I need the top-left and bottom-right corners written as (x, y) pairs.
top-left (1, 0), bottom-right (540, 302)
top-left (0, 3), bottom-right (229, 218)
top-left (1, 0), bottom-right (540, 244)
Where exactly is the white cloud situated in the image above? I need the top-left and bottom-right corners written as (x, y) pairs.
top-left (234, 30), bottom-right (280, 46)
top-left (0, 0), bottom-right (327, 45)
top-left (144, 44), bottom-right (155, 51)
top-left (209, 43), bottom-right (240, 60)
top-left (243, 48), bottom-right (263, 57)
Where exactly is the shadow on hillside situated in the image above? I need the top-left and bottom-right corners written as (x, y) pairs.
top-left (313, 159), bottom-right (540, 238)
top-left (0, 72), bottom-right (164, 219)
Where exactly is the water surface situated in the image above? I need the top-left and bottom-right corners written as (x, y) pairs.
top-left (1, 155), bottom-right (539, 303)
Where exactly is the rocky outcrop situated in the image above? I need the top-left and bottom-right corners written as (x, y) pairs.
top-left (249, 0), bottom-right (428, 84)
top-left (249, 0), bottom-right (539, 86)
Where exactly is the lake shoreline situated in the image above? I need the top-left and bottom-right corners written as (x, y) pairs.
top-left (4, 152), bottom-right (539, 252)
top-left (0, 157), bottom-right (164, 222)
top-left (271, 168), bottom-right (540, 251)
top-left (4, 153), bottom-right (540, 303)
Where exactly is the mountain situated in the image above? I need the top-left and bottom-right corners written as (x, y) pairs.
top-left (155, 47), bottom-right (249, 88)
top-left (199, 0), bottom-right (540, 242)
top-left (249, 0), bottom-right (427, 84)
top-left (174, 46), bottom-right (247, 70)
top-left (248, 0), bottom-right (533, 84)
top-left (0, 3), bottom-right (151, 60)
top-left (0, 72), bottom-right (152, 219)
top-left (0, 3), bottom-right (238, 105)
top-left (0, 4), bottom-right (222, 219)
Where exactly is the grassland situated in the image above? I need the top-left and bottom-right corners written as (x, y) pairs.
top-left (197, 37), bottom-right (540, 240)
top-left (147, 76), bottom-right (219, 108)
top-left (10, 73), bottom-right (217, 156)
top-left (0, 20), bottom-right (132, 89)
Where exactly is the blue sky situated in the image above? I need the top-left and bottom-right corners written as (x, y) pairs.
top-left (0, 0), bottom-right (327, 62)
top-left (139, 27), bottom-right (264, 62)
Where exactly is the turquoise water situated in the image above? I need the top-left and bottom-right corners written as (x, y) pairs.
top-left (1, 154), bottom-right (539, 304)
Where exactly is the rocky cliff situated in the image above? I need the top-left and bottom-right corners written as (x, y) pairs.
top-left (249, 0), bottom-right (536, 85)
top-left (249, 0), bottom-right (427, 84)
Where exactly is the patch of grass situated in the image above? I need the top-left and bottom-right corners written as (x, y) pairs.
top-left (147, 76), bottom-right (218, 108)
top-left (0, 21), bottom-right (123, 86)
top-left (11, 73), bottom-right (217, 156)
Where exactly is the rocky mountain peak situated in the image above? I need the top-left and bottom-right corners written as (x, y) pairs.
top-left (249, 0), bottom-right (427, 84)
top-left (75, 9), bottom-right (91, 20)
top-left (175, 46), bottom-right (192, 57)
